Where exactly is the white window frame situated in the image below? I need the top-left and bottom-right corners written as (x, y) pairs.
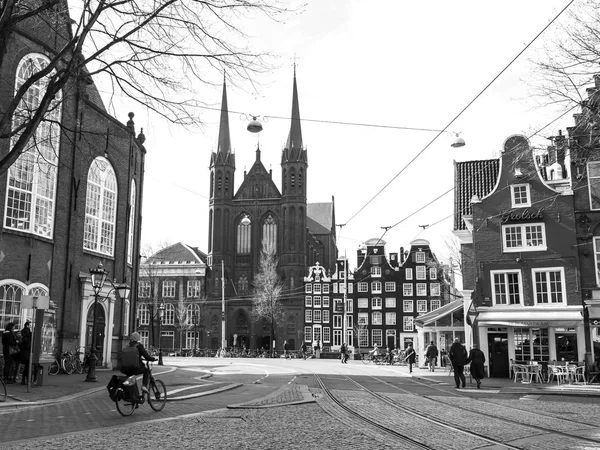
top-left (323, 284), bottom-right (330, 294)
top-left (140, 330), bottom-right (149, 348)
top-left (138, 304), bottom-right (150, 326)
top-left (386, 312), bottom-right (396, 325)
top-left (416, 252), bottom-right (426, 263)
top-left (416, 266), bottom-right (427, 280)
top-left (163, 303), bottom-right (175, 325)
top-left (403, 283), bottom-right (413, 296)
top-left (385, 297), bottom-right (396, 308)
top-left (313, 284), bottom-right (322, 294)
top-left (416, 299), bottom-right (428, 313)
top-left (323, 296), bottom-right (330, 307)
top-left (333, 315), bottom-right (342, 328)
top-left (322, 327), bottom-right (331, 343)
top-left (333, 329), bottom-right (342, 346)
top-left (403, 300), bottom-right (413, 313)
top-left (358, 298), bottom-right (368, 308)
top-left (138, 281), bottom-right (151, 299)
top-left (323, 310), bottom-right (330, 323)
top-left (405, 268), bottom-right (413, 280)
top-left (305, 284), bottom-right (313, 293)
top-left (430, 283), bottom-right (441, 296)
top-left (162, 280), bottom-right (176, 298)
top-left (532, 267), bottom-right (566, 305)
top-left (372, 329), bottom-right (383, 346)
top-left (502, 223), bottom-right (547, 252)
top-left (416, 283), bottom-right (427, 296)
top-left (371, 281), bottom-right (382, 293)
top-left (429, 268), bottom-right (437, 280)
top-left (187, 280), bottom-right (201, 298)
top-left (358, 329), bottom-right (368, 347)
top-left (372, 311), bottom-right (382, 325)
top-left (83, 157), bottom-right (117, 255)
top-left (305, 310), bottom-right (312, 322)
top-left (403, 316), bottom-right (414, 331)
top-left (371, 266), bottom-right (381, 277)
top-left (5, 54), bottom-right (62, 239)
top-left (511, 183), bottom-right (531, 208)
top-left (431, 299), bottom-right (441, 310)
top-left (127, 180), bottom-right (136, 264)
top-left (313, 310), bottom-right (322, 323)
top-left (346, 299), bottom-right (353, 313)
top-left (594, 237), bottom-right (600, 286)
top-left (491, 269), bottom-right (523, 306)
top-left (385, 282), bottom-right (396, 292)
top-left (358, 282), bottom-right (368, 292)
top-left (358, 312), bottom-right (368, 325)
top-left (371, 297), bottom-right (382, 310)
top-left (313, 296), bottom-right (322, 307)
top-left (305, 296), bottom-right (312, 307)
top-left (589, 161), bottom-right (600, 210)
top-left (304, 326), bottom-right (312, 342)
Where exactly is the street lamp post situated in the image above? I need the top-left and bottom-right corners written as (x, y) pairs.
top-left (85, 262), bottom-right (131, 382)
top-left (158, 303), bottom-right (165, 365)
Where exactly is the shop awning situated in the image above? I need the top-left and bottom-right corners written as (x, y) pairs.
top-left (415, 299), bottom-right (463, 326)
top-left (477, 308), bottom-right (583, 328)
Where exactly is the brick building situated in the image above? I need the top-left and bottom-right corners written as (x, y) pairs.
top-left (137, 243), bottom-right (207, 353)
top-left (0, 5), bottom-right (146, 369)
top-left (205, 71), bottom-right (337, 351)
top-left (455, 135), bottom-right (583, 378)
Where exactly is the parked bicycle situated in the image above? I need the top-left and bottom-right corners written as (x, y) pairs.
top-left (361, 352), bottom-right (388, 365)
top-left (114, 361), bottom-right (167, 416)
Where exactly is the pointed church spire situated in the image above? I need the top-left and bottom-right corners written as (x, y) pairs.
top-left (217, 77), bottom-right (232, 155)
top-left (285, 68), bottom-right (303, 151)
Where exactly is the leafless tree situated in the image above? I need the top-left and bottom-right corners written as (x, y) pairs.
top-left (528, 0), bottom-right (600, 115)
top-left (0, 0), bottom-right (297, 174)
top-left (252, 239), bottom-right (284, 356)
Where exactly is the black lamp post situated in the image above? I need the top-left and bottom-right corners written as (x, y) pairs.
top-left (85, 262), bottom-right (131, 382)
top-left (158, 303), bottom-right (165, 365)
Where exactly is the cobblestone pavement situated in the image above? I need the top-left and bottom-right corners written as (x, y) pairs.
top-left (2, 358), bottom-right (600, 449)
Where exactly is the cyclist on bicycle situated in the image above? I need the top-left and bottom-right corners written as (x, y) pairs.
top-left (369, 343), bottom-right (379, 357)
top-left (124, 332), bottom-right (156, 393)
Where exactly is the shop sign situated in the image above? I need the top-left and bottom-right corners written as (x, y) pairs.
top-left (589, 319), bottom-right (600, 326)
top-left (504, 321), bottom-right (550, 327)
top-left (500, 209), bottom-right (544, 223)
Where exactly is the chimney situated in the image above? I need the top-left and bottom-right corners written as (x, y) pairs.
top-left (399, 247), bottom-right (405, 264)
top-left (357, 245), bottom-right (366, 268)
top-left (389, 253), bottom-right (398, 268)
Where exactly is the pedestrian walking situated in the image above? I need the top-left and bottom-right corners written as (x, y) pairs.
top-left (283, 340), bottom-right (289, 359)
top-left (466, 343), bottom-right (486, 389)
top-left (301, 341), bottom-right (307, 359)
top-left (19, 321), bottom-right (32, 385)
top-left (2, 322), bottom-right (18, 383)
top-left (449, 338), bottom-right (468, 388)
top-left (404, 344), bottom-right (416, 373)
top-left (340, 342), bottom-right (347, 363)
top-left (424, 341), bottom-right (439, 372)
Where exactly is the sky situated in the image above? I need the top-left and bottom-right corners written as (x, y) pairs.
top-left (117, 0), bottom-right (577, 272)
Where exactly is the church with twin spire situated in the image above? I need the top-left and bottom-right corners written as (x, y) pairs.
top-left (206, 71), bottom-right (338, 350)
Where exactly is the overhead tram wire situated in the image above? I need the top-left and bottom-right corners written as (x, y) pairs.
top-left (391, 103), bottom-right (580, 242)
top-left (341, 0), bottom-right (576, 228)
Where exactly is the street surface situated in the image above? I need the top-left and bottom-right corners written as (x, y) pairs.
top-left (1, 357), bottom-right (599, 449)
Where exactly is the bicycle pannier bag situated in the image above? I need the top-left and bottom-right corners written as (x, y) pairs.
top-left (120, 346), bottom-right (141, 373)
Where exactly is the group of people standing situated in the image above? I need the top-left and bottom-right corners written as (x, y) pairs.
top-left (2, 321), bottom-right (32, 384)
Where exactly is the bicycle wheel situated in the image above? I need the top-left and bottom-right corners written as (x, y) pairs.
top-left (0, 378), bottom-right (6, 402)
top-left (48, 359), bottom-right (60, 375)
top-left (362, 354), bottom-right (371, 364)
top-left (73, 357), bottom-right (83, 374)
top-left (147, 378), bottom-right (167, 412)
top-left (62, 356), bottom-right (74, 375)
top-left (115, 394), bottom-right (137, 416)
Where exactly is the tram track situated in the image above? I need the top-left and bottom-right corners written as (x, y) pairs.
top-left (366, 373), bottom-right (600, 444)
top-left (315, 374), bottom-right (521, 449)
top-left (315, 373), bottom-right (600, 449)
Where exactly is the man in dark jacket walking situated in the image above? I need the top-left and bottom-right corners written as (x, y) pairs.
top-left (449, 338), bottom-right (468, 388)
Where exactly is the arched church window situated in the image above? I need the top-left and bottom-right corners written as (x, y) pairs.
top-left (290, 169), bottom-right (296, 189)
top-left (237, 220), bottom-right (251, 254)
top-left (217, 171), bottom-right (222, 191)
top-left (84, 157), bottom-right (117, 255)
top-left (262, 215), bottom-right (277, 251)
top-left (299, 168), bottom-right (303, 190)
top-left (238, 274), bottom-right (248, 293)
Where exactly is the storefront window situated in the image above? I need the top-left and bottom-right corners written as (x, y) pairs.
top-left (555, 330), bottom-right (577, 362)
top-left (514, 327), bottom-right (549, 361)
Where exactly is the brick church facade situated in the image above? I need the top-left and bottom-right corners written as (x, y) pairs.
top-left (206, 72), bottom-right (337, 351)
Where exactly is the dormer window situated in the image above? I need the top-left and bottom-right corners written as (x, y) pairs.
top-left (511, 184), bottom-right (531, 208)
top-left (416, 252), bottom-right (426, 263)
top-left (370, 266), bottom-right (381, 277)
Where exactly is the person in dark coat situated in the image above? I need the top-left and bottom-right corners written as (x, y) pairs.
top-left (404, 344), bottom-right (416, 373)
top-left (18, 322), bottom-right (32, 385)
top-left (340, 342), bottom-right (347, 364)
top-left (449, 338), bottom-right (468, 388)
top-left (466, 343), bottom-right (486, 389)
top-left (2, 322), bottom-right (18, 383)
top-left (122, 332), bottom-right (156, 392)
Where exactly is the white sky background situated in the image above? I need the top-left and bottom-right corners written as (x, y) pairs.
top-left (106, 0), bottom-right (577, 272)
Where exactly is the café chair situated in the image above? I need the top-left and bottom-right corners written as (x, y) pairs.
top-left (547, 364), bottom-right (569, 384)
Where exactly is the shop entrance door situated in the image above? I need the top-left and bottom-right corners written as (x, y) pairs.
top-left (86, 304), bottom-right (105, 366)
top-left (488, 333), bottom-right (509, 378)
